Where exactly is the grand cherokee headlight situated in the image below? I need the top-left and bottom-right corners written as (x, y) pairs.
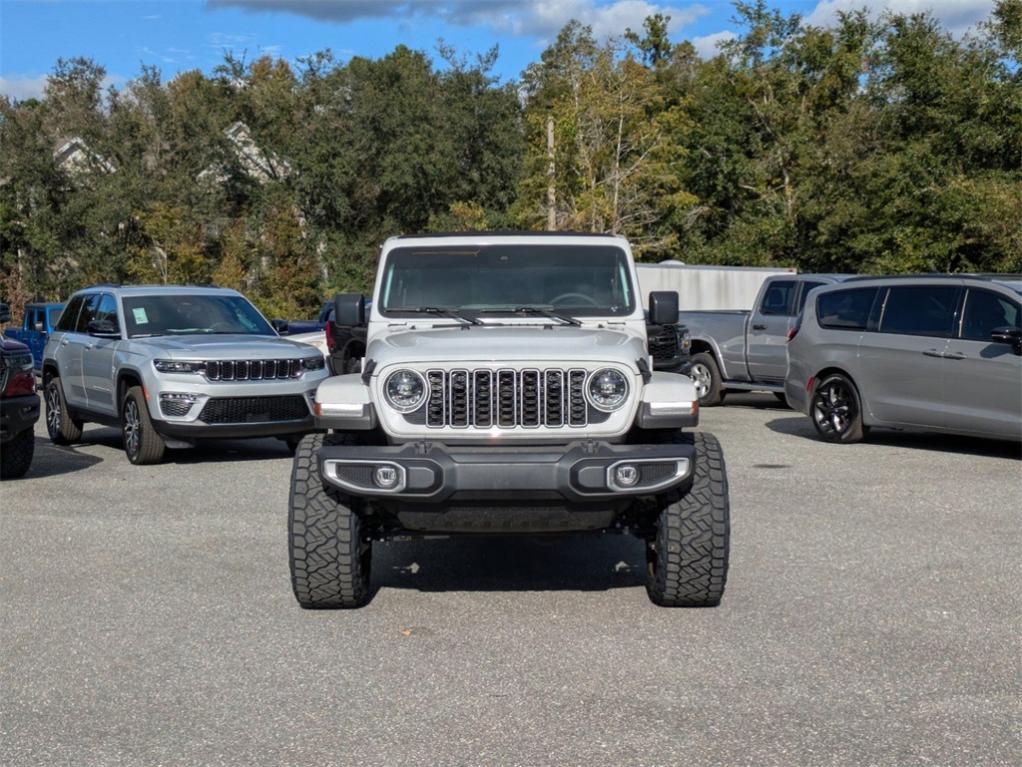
top-left (301, 356), bottom-right (326, 371)
top-left (384, 369), bottom-right (426, 412)
top-left (587, 368), bottom-right (629, 411)
top-left (154, 359), bottom-right (205, 374)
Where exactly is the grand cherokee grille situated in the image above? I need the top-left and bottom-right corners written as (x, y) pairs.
top-left (198, 395), bottom-right (309, 424)
top-left (204, 359), bottom-right (302, 381)
top-left (418, 368), bottom-right (611, 429)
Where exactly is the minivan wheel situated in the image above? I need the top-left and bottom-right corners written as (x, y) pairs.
top-left (45, 376), bottom-right (83, 445)
top-left (121, 386), bottom-right (166, 464)
top-left (690, 352), bottom-right (724, 406)
top-left (811, 374), bottom-right (866, 443)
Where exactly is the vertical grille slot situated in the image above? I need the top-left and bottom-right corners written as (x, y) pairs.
top-left (427, 370), bottom-right (445, 426)
top-left (545, 370), bottom-right (564, 427)
top-left (449, 370), bottom-right (469, 427)
top-left (520, 370), bottom-right (540, 427)
top-left (473, 370), bottom-right (492, 427)
top-left (497, 369), bottom-right (516, 427)
top-left (568, 369), bottom-right (587, 426)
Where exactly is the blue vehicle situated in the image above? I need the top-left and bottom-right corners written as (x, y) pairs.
top-left (3, 302), bottom-right (64, 374)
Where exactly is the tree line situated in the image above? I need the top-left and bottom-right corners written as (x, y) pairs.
top-left (1, 0), bottom-right (1020, 319)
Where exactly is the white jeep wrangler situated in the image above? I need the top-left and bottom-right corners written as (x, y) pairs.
top-left (289, 233), bottom-right (730, 608)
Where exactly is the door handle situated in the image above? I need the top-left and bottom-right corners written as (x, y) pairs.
top-left (61, 338), bottom-right (69, 346)
top-left (86, 343), bottom-right (95, 350)
top-left (922, 349), bottom-right (944, 357)
top-left (752, 323), bottom-right (767, 330)
top-left (943, 351), bottom-right (966, 360)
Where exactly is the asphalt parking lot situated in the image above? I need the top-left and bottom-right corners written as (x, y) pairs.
top-left (2, 395), bottom-right (1020, 766)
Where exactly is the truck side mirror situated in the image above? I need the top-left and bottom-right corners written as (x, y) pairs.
top-left (271, 318), bottom-right (289, 334)
top-left (648, 291), bottom-right (679, 326)
top-left (34, 319), bottom-right (45, 332)
top-left (991, 325), bottom-right (1022, 355)
top-left (334, 293), bottom-right (366, 327)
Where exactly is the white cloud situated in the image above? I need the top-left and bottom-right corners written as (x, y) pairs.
top-left (806, 0), bottom-right (995, 35)
top-left (691, 29), bottom-right (736, 58)
top-left (208, 0), bottom-right (710, 41)
top-left (0, 75), bottom-right (48, 101)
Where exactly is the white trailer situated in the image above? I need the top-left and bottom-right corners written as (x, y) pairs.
top-left (635, 261), bottom-right (796, 311)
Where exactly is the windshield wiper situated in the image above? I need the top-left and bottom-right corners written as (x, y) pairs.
top-left (389, 306), bottom-right (482, 326)
top-left (510, 306), bottom-right (581, 326)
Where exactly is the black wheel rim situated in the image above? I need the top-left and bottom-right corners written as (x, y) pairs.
top-left (46, 384), bottom-right (61, 437)
top-left (812, 379), bottom-right (857, 436)
top-left (123, 399), bottom-right (141, 457)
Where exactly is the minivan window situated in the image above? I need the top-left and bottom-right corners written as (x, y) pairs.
top-left (960, 289), bottom-right (1020, 341)
top-left (57, 295), bottom-right (85, 332)
top-left (759, 280), bottom-right (796, 316)
top-left (879, 285), bottom-right (959, 338)
top-left (817, 287), bottom-right (878, 330)
top-left (75, 294), bottom-right (100, 332)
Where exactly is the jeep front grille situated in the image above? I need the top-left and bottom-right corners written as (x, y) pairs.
top-left (421, 368), bottom-right (609, 428)
top-left (204, 359), bottom-right (302, 381)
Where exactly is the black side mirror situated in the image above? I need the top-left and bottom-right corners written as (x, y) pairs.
top-left (334, 293), bottom-right (367, 327)
top-left (87, 319), bottom-right (120, 338)
top-left (648, 291), bottom-right (679, 326)
top-left (271, 318), bottom-right (289, 334)
top-left (991, 326), bottom-right (1022, 355)
top-left (34, 320), bottom-right (45, 332)
top-left (0, 303), bottom-right (10, 324)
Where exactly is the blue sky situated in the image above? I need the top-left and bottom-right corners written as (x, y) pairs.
top-left (0, 0), bottom-right (997, 99)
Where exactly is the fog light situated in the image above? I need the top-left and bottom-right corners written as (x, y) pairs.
top-left (373, 465), bottom-right (400, 489)
top-left (614, 464), bottom-right (639, 487)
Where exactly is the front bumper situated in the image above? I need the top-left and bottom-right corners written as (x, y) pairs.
top-left (1, 393), bottom-right (40, 442)
top-left (318, 440), bottom-right (695, 504)
top-left (152, 415), bottom-right (316, 440)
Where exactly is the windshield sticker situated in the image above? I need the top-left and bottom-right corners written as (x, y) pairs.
top-left (132, 307), bottom-right (149, 325)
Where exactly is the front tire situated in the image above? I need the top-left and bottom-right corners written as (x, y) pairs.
top-left (121, 386), bottom-right (166, 464)
top-left (810, 374), bottom-right (866, 443)
top-left (646, 432), bottom-right (730, 607)
top-left (45, 376), bottom-right (83, 445)
top-left (1, 429), bottom-right (35, 479)
top-left (288, 433), bottom-right (373, 609)
top-left (690, 352), bottom-right (724, 406)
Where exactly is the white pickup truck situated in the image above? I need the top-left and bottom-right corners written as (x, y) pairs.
top-left (683, 274), bottom-right (850, 404)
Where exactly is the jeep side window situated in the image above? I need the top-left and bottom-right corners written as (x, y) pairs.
top-left (817, 287), bottom-right (878, 330)
top-left (93, 293), bottom-right (120, 331)
top-left (879, 285), bottom-right (960, 338)
top-left (960, 289), bottom-right (1020, 341)
top-left (759, 280), bottom-right (796, 316)
top-left (74, 294), bottom-right (100, 333)
top-left (57, 295), bottom-right (85, 332)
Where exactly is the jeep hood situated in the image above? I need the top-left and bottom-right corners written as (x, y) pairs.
top-left (132, 334), bottom-right (317, 359)
top-left (367, 325), bottom-right (647, 370)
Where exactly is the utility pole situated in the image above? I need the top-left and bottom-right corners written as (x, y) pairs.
top-left (546, 114), bottom-right (556, 231)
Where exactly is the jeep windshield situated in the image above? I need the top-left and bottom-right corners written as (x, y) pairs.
top-left (379, 244), bottom-right (635, 319)
top-left (121, 294), bottom-right (275, 338)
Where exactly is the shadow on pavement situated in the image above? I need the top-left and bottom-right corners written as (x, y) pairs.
top-left (766, 415), bottom-right (1021, 460)
top-left (373, 534), bottom-right (647, 592)
top-left (19, 437), bottom-right (103, 479)
top-left (77, 426), bottom-right (293, 463)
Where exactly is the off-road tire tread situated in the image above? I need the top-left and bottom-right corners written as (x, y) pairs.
top-left (47, 377), bottom-right (83, 445)
top-left (123, 386), bottom-right (166, 464)
top-left (1, 428), bottom-right (35, 479)
top-left (289, 432), bottom-right (373, 609)
top-left (647, 432), bottom-right (730, 607)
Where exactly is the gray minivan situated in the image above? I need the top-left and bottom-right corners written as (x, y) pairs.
top-left (786, 276), bottom-right (1022, 443)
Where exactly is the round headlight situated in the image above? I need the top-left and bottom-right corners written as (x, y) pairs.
top-left (587, 368), bottom-right (629, 411)
top-left (384, 369), bottom-right (426, 412)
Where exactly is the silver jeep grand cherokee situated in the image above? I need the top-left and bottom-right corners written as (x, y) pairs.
top-left (42, 285), bottom-right (328, 464)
